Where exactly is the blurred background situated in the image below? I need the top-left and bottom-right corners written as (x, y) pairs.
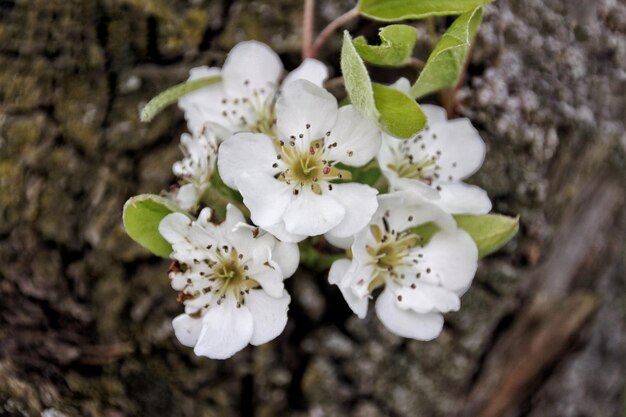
top-left (0, 0), bottom-right (625, 416)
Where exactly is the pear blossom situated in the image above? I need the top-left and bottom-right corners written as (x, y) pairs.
top-left (159, 204), bottom-right (299, 359)
top-left (378, 79), bottom-right (491, 215)
top-left (171, 127), bottom-right (218, 211)
top-left (217, 79), bottom-right (381, 243)
top-left (328, 191), bottom-right (478, 340)
top-left (179, 41), bottom-right (328, 140)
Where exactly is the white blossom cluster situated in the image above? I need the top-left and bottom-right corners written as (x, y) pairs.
top-left (160, 41), bottom-right (491, 359)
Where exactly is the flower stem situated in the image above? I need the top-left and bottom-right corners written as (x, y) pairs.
top-left (302, 0), bottom-right (316, 60)
top-left (307, 7), bottom-right (359, 59)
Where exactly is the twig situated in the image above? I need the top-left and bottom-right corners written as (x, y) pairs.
top-left (307, 7), bottom-right (359, 59)
top-left (301, 0), bottom-right (316, 59)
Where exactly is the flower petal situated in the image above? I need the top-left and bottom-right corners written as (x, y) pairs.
top-left (172, 313), bottom-right (203, 347)
top-left (222, 41), bottom-right (283, 97)
top-left (425, 117), bottom-right (486, 180)
top-left (328, 259), bottom-right (368, 318)
top-left (235, 172), bottom-right (294, 228)
top-left (283, 58), bottom-right (328, 87)
top-left (434, 182), bottom-right (492, 215)
top-left (323, 232), bottom-right (354, 250)
top-left (246, 289), bottom-right (291, 346)
top-left (276, 79), bottom-right (338, 141)
top-left (272, 241), bottom-right (300, 278)
top-left (420, 228), bottom-right (478, 294)
top-left (175, 184), bottom-right (200, 211)
top-left (375, 191), bottom-right (455, 233)
top-left (249, 245), bottom-right (285, 298)
top-left (263, 222), bottom-right (307, 243)
top-left (325, 183), bottom-right (378, 238)
top-left (325, 105), bottom-right (382, 166)
top-left (283, 187), bottom-right (346, 236)
top-left (159, 213), bottom-right (192, 245)
top-left (375, 288), bottom-right (444, 341)
top-left (394, 281), bottom-right (460, 314)
top-left (421, 104), bottom-right (448, 126)
top-left (390, 77), bottom-right (411, 94)
top-left (217, 132), bottom-right (281, 189)
top-left (194, 295), bottom-right (253, 359)
top-left (178, 66), bottom-right (234, 137)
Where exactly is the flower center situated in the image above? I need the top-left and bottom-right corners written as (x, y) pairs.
top-left (220, 81), bottom-right (278, 137)
top-left (365, 221), bottom-right (419, 291)
top-left (273, 138), bottom-right (352, 194)
top-left (386, 131), bottom-right (450, 186)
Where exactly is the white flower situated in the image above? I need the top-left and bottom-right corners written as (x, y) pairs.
top-left (179, 41), bottom-right (328, 140)
top-left (158, 204), bottom-right (299, 359)
top-left (378, 82), bottom-right (491, 215)
top-left (328, 191), bottom-right (478, 341)
top-left (217, 79), bottom-right (382, 243)
top-left (172, 127), bottom-right (218, 211)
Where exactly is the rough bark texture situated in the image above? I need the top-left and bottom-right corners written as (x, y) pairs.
top-left (1, 0), bottom-right (625, 416)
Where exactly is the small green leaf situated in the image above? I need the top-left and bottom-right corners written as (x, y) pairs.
top-left (410, 7), bottom-right (483, 98)
top-left (336, 161), bottom-right (382, 187)
top-left (358, 0), bottom-right (491, 22)
top-left (353, 24), bottom-right (417, 66)
top-left (140, 75), bottom-right (222, 122)
top-left (372, 82), bottom-right (426, 138)
top-left (454, 214), bottom-right (519, 257)
top-left (340, 31), bottom-right (379, 121)
top-left (123, 194), bottom-right (188, 258)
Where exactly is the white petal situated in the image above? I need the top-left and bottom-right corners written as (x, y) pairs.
top-left (283, 187), bottom-right (345, 236)
top-left (434, 182), bottom-right (492, 215)
top-left (390, 77), bottom-right (411, 94)
top-left (249, 246), bottom-right (285, 298)
top-left (217, 132), bottom-right (281, 189)
top-left (325, 183), bottom-right (378, 238)
top-left (420, 229), bottom-right (478, 294)
top-left (328, 259), bottom-right (368, 318)
top-left (177, 66), bottom-right (233, 136)
top-left (236, 172), bottom-right (294, 228)
top-left (375, 191), bottom-right (455, 233)
top-left (194, 296), bottom-right (253, 359)
top-left (159, 213), bottom-right (191, 245)
top-left (263, 222), bottom-right (307, 243)
top-left (323, 232), bottom-right (354, 250)
top-left (175, 184), bottom-right (200, 211)
top-left (283, 58), bottom-right (328, 87)
top-left (421, 104), bottom-right (448, 126)
top-left (246, 289), bottom-right (291, 346)
top-left (222, 41), bottom-right (283, 97)
top-left (395, 282), bottom-right (460, 314)
top-left (325, 105), bottom-right (382, 166)
top-left (222, 204), bottom-right (246, 230)
top-left (172, 314), bottom-right (203, 347)
top-left (375, 288), bottom-right (444, 341)
top-left (426, 118), bottom-right (486, 180)
top-left (276, 79), bottom-right (338, 141)
top-left (272, 241), bottom-right (300, 278)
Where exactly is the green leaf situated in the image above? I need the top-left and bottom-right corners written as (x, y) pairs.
top-left (336, 161), bottom-right (382, 187)
top-left (372, 82), bottom-right (426, 138)
top-left (358, 0), bottom-right (491, 22)
top-left (341, 31), bottom-right (379, 121)
top-left (410, 7), bottom-right (483, 98)
top-left (123, 194), bottom-right (188, 258)
top-left (140, 75), bottom-right (222, 122)
top-left (454, 214), bottom-right (519, 257)
top-left (353, 24), bottom-right (417, 66)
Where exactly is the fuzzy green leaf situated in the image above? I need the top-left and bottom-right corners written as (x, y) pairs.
top-left (140, 75), bottom-right (222, 122)
top-left (123, 194), bottom-right (188, 258)
top-left (353, 24), bottom-right (417, 66)
top-left (372, 82), bottom-right (426, 138)
top-left (341, 31), bottom-right (379, 121)
top-left (455, 214), bottom-right (519, 257)
top-left (410, 7), bottom-right (483, 98)
top-left (358, 0), bottom-right (491, 22)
